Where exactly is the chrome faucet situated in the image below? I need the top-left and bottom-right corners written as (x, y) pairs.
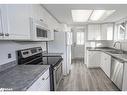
top-left (113, 41), bottom-right (123, 53)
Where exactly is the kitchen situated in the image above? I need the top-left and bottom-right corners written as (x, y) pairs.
top-left (0, 3), bottom-right (127, 93)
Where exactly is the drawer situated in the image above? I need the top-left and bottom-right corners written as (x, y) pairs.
top-left (39, 69), bottom-right (49, 81)
top-left (27, 69), bottom-right (50, 91)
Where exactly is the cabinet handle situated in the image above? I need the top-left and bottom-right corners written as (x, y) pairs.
top-left (40, 19), bottom-right (43, 22)
top-left (0, 33), bottom-right (4, 36)
top-left (5, 33), bottom-right (9, 36)
top-left (42, 76), bottom-right (49, 80)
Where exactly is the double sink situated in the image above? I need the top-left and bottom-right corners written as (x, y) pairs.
top-left (88, 47), bottom-right (127, 62)
top-left (103, 49), bottom-right (127, 62)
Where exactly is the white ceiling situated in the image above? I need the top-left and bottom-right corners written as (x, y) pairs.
top-left (43, 4), bottom-right (127, 26)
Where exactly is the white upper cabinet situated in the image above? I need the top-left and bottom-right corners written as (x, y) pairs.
top-left (88, 24), bottom-right (101, 40)
top-left (31, 5), bottom-right (44, 20)
top-left (101, 23), bottom-right (114, 40)
top-left (6, 4), bottom-right (33, 40)
top-left (0, 5), bottom-right (9, 39)
top-left (87, 23), bottom-right (114, 41)
top-left (0, 4), bottom-right (58, 41)
top-left (0, 5), bottom-right (4, 39)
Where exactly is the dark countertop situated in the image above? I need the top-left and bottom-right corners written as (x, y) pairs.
top-left (0, 65), bottom-right (50, 91)
top-left (86, 47), bottom-right (127, 62)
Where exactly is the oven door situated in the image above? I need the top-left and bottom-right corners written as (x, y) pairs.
top-left (53, 62), bottom-right (63, 90)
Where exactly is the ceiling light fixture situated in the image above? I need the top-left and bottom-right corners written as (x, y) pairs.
top-left (90, 10), bottom-right (105, 21)
top-left (71, 10), bottom-right (92, 22)
top-left (71, 10), bottom-right (116, 22)
top-left (100, 10), bottom-right (116, 20)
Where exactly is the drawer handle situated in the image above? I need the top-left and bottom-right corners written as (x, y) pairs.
top-left (42, 76), bottom-right (49, 80)
top-left (40, 19), bottom-right (43, 22)
top-left (5, 33), bottom-right (9, 36)
top-left (0, 33), bottom-right (4, 36)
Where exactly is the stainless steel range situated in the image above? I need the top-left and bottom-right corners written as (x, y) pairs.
top-left (16, 47), bottom-right (63, 91)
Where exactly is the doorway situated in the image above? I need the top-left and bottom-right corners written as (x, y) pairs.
top-left (71, 27), bottom-right (85, 62)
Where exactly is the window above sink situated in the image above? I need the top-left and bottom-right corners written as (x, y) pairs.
top-left (114, 19), bottom-right (127, 41)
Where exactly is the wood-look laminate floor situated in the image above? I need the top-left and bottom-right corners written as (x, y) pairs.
top-left (57, 59), bottom-right (119, 91)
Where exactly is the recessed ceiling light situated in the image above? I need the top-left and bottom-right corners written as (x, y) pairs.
top-left (71, 10), bottom-right (92, 22)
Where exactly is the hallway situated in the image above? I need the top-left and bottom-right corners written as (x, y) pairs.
top-left (57, 59), bottom-right (119, 91)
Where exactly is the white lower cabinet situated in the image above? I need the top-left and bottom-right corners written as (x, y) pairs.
top-left (27, 69), bottom-right (50, 91)
top-left (101, 52), bottom-right (111, 78)
top-left (86, 50), bottom-right (101, 68)
top-left (86, 50), bottom-right (111, 78)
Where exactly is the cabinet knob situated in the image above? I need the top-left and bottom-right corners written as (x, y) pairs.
top-left (0, 33), bottom-right (4, 36)
top-left (42, 76), bottom-right (49, 80)
top-left (5, 33), bottom-right (9, 36)
top-left (40, 19), bottom-right (43, 22)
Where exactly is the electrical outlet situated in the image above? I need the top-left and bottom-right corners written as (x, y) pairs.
top-left (8, 53), bottom-right (11, 59)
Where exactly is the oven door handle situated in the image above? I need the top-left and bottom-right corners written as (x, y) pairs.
top-left (53, 58), bottom-right (63, 67)
top-left (54, 63), bottom-right (62, 70)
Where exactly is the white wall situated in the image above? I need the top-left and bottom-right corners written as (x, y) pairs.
top-left (85, 40), bottom-right (113, 47)
top-left (0, 41), bottom-right (46, 65)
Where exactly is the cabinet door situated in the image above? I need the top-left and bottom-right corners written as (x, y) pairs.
top-left (31, 5), bottom-right (44, 20)
top-left (101, 24), bottom-right (108, 40)
top-left (87, 51), bottom-right (101, 68)
top-left (101, 52), bottom-right (111, 77)
top-left (27, 69), bottom-right (50, 91)
top-left (0, 5), bottom-right (8, 39)
top-left (101, 24), bottom-right (113, 40)
top-left (88, 24), bottom-right (101, 40)
top-left (6, 4), bottom-right (32, 40)
top-left (0, 5), bottom-right (3, 39)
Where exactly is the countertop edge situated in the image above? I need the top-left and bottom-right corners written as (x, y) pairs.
top-left (86, 47), bottom-right (127, 63)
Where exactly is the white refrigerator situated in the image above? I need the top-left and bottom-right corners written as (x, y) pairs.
top-left (48, 31), bottom-right (72, 75)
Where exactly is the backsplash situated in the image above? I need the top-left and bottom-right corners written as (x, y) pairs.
top-left (0, 41), bottom-right (46, 65)
top-left (86, 40), bottom-right (113, 47)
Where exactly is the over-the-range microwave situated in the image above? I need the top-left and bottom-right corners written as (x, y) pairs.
top-left (30, 18), bottom-right (50, 41)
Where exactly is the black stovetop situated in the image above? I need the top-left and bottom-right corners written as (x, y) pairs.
top-left (42, 56), bottom-right (63, 67)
